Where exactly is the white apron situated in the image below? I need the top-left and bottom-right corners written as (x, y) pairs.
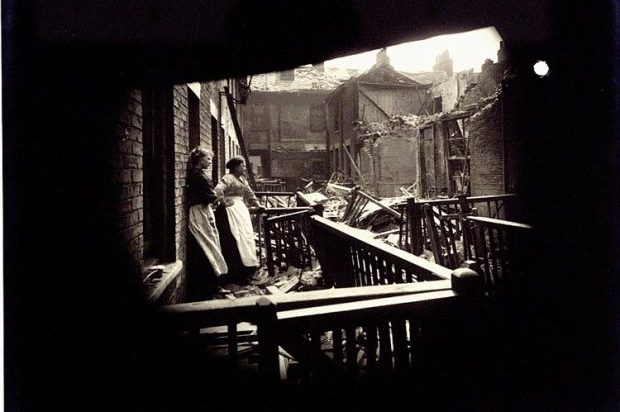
top-left (188, 204), bottom-right (228, 276)
top-left (224, 196), bottom-right (259, 267)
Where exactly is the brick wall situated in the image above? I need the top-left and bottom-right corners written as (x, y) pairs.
top-left (111, 81), bottom-right (231, 305)
top-left (113, 88), bottom-right (145, 273)
top-left (469, 99), bottom-right (505, 196)
top-left (172, 85), bottom-right (190, 299)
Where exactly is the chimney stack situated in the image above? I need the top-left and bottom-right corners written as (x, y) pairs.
top-left (376, 48), bottom-right (390, 67)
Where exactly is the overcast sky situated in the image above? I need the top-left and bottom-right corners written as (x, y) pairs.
top-left (324, 27), bottom-right (502, 73)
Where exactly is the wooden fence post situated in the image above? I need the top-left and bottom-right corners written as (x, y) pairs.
top-left (263, 215), bottom-right (275, 276)
top-left (407, 198), bottom-right (423, 255)
top-left (451, 265), bottom-right (483, 300)
top-left (256, 297), bottom-right (279, 385)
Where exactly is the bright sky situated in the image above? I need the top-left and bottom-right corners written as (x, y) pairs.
top-left (324, 27), bottom-right (502, 74)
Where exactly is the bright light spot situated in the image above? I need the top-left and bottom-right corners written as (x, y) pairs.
top-left (533, 60), bottom-right (549, 77)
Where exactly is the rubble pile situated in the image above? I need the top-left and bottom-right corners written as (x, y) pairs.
top-left (322, 196), bottom-right (349, 220)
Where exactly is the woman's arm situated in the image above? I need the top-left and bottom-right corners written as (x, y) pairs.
top-left (241, 177), bottom-right (260, 207)
top-left (214, 175), bottom-right (234, 207)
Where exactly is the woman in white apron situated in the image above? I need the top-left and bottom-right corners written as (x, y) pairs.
top-left (186, 147), bottom-right (228, 300)
top-left (214, 156), bottom-right (262, 283)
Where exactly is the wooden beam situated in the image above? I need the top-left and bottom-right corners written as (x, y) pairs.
top-left (355, 190), bottom-right (402, 220)
top-left (159, 280), bottom-right (453, 326)
top-left (358, 88), bottom-right (390, 119)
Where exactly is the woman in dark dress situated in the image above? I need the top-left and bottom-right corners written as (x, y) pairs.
top-left (186, 147), bottom-right (228, 300)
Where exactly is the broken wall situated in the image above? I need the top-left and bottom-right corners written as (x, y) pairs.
top-left (469, 99), bottom-right (505, 196)
top-left (432, 70), bottom-right (478, 112)
top-left (359, 139), bottom-right (375, 190)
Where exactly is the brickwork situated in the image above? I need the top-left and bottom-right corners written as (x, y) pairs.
top-left (111, 80), bottom-right (233, 304)
top-left (173, 85), bottom-right (190, 285)
top-left (112, 88), bottom-right (145, 273)
top-left (469, 99), bottom-right (505, 196)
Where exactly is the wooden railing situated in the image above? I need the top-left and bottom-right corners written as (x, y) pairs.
top-left (463, 216), bottom-right (533, 301)
top-left (256, 180), bottom-right (287, 192)
top-left (249, 192), bottom-right (322, 267)
top-left (405, 194), bottom-right (519, 255)
top-left (159, 269), bottom-right (481, 384)
top-left (255, 191), bottom-right (297, 208)
top-left (307, 215), bottom-right (452, 288)
top-left (263, 210), bottom-right (314, 276)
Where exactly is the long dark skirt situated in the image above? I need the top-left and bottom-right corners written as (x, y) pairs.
top-left (186, 233), bottom-right (218, 301)
top-left (214, 204), bottom-right (256, 282)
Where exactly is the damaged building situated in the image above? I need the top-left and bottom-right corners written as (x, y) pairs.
top-left (337, 45), bottom-right (512, 198)
top-left (8, 0), bottom-right (616, 410)
top-left (241, 65), bottom-right (356, 190)
top-left (326, 49), bottom-right (435, 180)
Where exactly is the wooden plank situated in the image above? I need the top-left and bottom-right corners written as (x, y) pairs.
top-left (266, 286), bottom-right (284, 295)
top-left (332, 328), bottom-right (343, 366)
top-left (358, 87), bottom-right (390, 118)
top-left (255, 191), bottom-right (296, 197)
top-left (280, 277), bottom-right (300, 293)
top-left (356, 190), bottom-right (401, 219)
top-left (160, 280), bottom-right (453, 327)
top-left (378, 322), bottom-right (392, 371)
top-left (392, 319), bottom-right (409, 372)
top-left (466, 216), bottom-right (533, 230)
top-left (345, 327), bottom-right (358, 371)
top-left (227, 321), bottom-right (238, 368)
top-left (365, 324), bottom-right (378, 371)
top-left (277, 290), bottom-right (457, 324)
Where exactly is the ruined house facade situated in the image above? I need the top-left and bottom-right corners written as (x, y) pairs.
top-left (112, 80), bottom-right (245, 304)
top-left (326, 51), bottom-right (434, 181)
top-left (330, 46), bottom-right (514, 198)
top-left (241, 66), bottom-right (350, 189)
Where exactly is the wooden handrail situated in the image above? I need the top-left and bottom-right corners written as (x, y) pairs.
top-left (159, 280), bottom-right (453, 327)
top-left (276, 290), bottom-right (457, 324)
top-left (265, 209), bottom-right (311, 222)
top-left (412, 193), bottom-right (518, 206)
top-left (261, 207), bottom-right (315, 216)
top-left (405, 193), bottom-right (520, 255)
top-left (466, 216), bottom-right (533, 230)
top-left (255, 191), bottom-right (296, 197)
top-left (310, 215), bottom-right (452, 282)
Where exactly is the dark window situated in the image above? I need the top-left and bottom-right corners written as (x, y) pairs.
top-left (188, 88), bottom-right (200, 149)
top-left (309, 103), bottom-right (325, 132)
top-left (252, 102), bottom-right (267, 131)
top-left (433, 96), bottom-right (443, 114)
top-left (142, 87), bottom-right (175, 264)
top-left (279, 70), bottom-right (295, 81)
